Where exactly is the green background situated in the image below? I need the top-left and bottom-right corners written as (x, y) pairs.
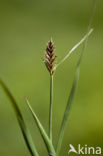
top-left (0, 0), bottom-right (103, 156)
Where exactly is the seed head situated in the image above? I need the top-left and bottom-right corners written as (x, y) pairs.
top-left (44, 39), bottom-right (56, 75)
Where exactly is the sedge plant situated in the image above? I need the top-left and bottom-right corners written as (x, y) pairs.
top-left (0, 29), bottom-right (93, 156)
top-left (0, 1), bottom-right (96, 156)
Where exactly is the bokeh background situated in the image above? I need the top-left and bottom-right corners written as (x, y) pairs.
top-left (0, 0), bottom-right (103, 156)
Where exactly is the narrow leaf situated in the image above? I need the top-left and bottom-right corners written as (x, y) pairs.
top-left (56, 29), bottom-right (93, 68)
top-left (56, 66), bottom-right (80, 155)
top-left (26, 98), bottom-right (56, 156)
top-left (0, 79), bottom-right (39, 156)
top-left (56, 29), bottom-right (93, 156)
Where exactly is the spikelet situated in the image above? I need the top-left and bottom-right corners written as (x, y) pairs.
top-left (44, 39), bottom-right (56, 75)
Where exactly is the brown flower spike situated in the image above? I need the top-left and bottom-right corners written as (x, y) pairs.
top-left (45, 39), bottom-right (57, 75)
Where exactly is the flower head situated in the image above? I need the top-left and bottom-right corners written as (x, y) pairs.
top-left (44, 39), bottom-right (56, 75)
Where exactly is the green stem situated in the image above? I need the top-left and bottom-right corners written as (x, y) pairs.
top-left (49, 75), bottom-right (53, 142)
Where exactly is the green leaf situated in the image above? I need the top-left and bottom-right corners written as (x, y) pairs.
top-left (26, 98), bottom-right (56, 156)
top-left (56, 66), bottom-right (80, 155)
top-left (56, 29), bottom-right (93, 68)
top-left (0, 79), bottom-right (39, 156)
top-left (56, 29), bottom-right (94, 156)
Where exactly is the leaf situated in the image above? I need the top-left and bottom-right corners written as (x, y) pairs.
top-left (25, 98), bottom-right (56, 156)
top-left (56, 29), bottom-right (93, 156)
top-left (56, 64), bottom-right (80, 155)
top-left (0, 79), bottom-right (39, 156)
top-left (56, 29), bottom-right (93, 68)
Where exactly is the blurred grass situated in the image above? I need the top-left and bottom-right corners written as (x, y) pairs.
top-left (0, 0), bottom-right (103, 156)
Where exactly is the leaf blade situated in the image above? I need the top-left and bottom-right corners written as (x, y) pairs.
top-left (26, 98), bottom-right (56, 156)
top-left (56, 29), bottom-right (93, 68)
top-left (56, 66), bottom-right (80, 155)
top-left (56, 25), bottom-right (93, 155)
top-left (0, 79), bottom-right (39, 156)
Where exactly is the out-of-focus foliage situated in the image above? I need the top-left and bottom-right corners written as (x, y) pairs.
top-left (0, 0), bottom-right (103, 156)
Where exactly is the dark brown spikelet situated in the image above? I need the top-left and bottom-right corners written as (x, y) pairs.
top-left (44, 39), bottom-right (56, 75)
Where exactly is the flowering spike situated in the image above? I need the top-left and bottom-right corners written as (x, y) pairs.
top-left (44, 39), bottom-right (57, 75)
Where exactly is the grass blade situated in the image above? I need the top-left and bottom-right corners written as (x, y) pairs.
top-left (56, 1), bottom-right (96, 149)
top-left (56, 27), bottom-right (93, 155)
top-left (56, 29), bottom-right (93, 68)
top-left (0, 79), bottom-right (39, 156)
top-left (26, 98), bottom-right (56, 156)
top-left (56, 66), bottom-right (80, 155)
top-left (56, 28), bottom-right (93, 155)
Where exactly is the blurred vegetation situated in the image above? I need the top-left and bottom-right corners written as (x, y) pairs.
top-left (0, 0), bottom-right (103, 156)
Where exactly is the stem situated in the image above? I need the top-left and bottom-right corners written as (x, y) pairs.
top-left (49, 75), bottom-right (53, 142)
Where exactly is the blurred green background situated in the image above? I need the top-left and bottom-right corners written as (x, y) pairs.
top-left (0, 0), bottom-right (103, 156)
